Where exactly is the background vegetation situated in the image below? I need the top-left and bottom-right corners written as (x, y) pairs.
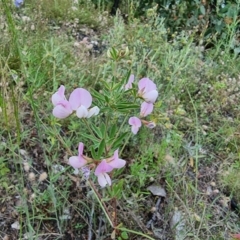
top-left (0, 0), bottom-right (240, 239)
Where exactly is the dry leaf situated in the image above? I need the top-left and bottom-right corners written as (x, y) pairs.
top-left (189, 157), bottom-right (194, 168)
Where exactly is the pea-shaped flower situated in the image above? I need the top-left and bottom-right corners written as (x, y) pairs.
top-left (69, 142), bottom-right (88, 168)
top-left (128, 117), bottom-right (142, 134)
top-left (138, 78), bottom-right (158, 103)
top-left (51, 85), bottom-right (99, 119)
top-left (94, 150), bottom-right (126, 187)
top-left (140, 102), bottom-right (154, 117)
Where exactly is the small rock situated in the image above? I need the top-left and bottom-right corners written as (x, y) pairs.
top-left (29, 193), bottom-right (36, 202)
top-left (39, 172), bottom-right (48, 182)
top-left (86, 44), bottom-right (93, 50)
top-left (170, 210), bottom-right (186, 240)
top-left (22, 16), bottom-right (30, 22)
top-left (28, 172), bottom-right (36, 181)
top-left (206, 186), bottom-right (212, 195)
top-left (213, 189), bottom-right (219, 194)
top-left (150, 207), bottom-right (157, 213)
top-left (11, 221), bottom-right (20, 230)
top-left (19, 149), bottom-right (28, 159)
top-left (210, 181), bottom-right (216, 187)
top-left (164, 154), bottom-right (175, 164)
top-left (149, 176), bottom-right (155, 182)
top-left (30, 24), bottom-right (35, 31)
top-left (23, 162), bottom-right (30, 172)
top-left (147, 185), bottom-right (166, 197)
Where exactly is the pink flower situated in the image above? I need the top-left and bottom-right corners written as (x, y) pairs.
top-left (107, 149), bottom-right (126, 169)
top-left (138, 78), bottom-right (158, 103)
top-left (95, 159), bottom-right (113, 187)
top-left (69, 142), bottom-right (88, 168)
top-left (68, 88), bottom-right (92, 111)
top-left (140, 102), bottom-right (154, 117)
top-left (52, 85), bottom-right (66, 105)
top-left (52, 86), bottom-right (73, 119)
top-left (94, 150), bottom-right (126, 188)
top-left (128, 117), bottom-right (142, 134)
top-left (125, 74), bottom-right (134, 90)
top-left (51, 85), bottom-right (99, 119)
top-left (52, 100), bottom-right (73, 119)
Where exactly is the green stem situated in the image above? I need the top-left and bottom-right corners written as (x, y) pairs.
top-left (88, 180), bottom-right (114, 228)
top-left (83, 118), bottom-right (99, 140)
top-left (186, 87), bottom-right (199, 205)
top-left (119, 132), bottom-right (131, 156)
top-left (109, 114), bottom-right (129, 151)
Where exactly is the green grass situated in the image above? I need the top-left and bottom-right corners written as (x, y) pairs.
top-left (1, 0), bottom-right (240, 239)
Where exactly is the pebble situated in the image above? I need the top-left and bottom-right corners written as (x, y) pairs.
top-left (28, 172), bottom-right (36, 181)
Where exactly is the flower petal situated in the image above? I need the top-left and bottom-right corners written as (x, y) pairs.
top-left (142, 90), bottom-right (158, 103)
top-left (128, 117), bottom-right (142, 127)
top-left (140, 102), bottom-right (154, 117)
top-left (95, 159), bottom-right (113, 176)
top-left (109, 158), bottom-right (126, 168)
top-left (69, 156), bottom-right (87, 168)
top-left (76, 105), bottom-right (89, 118)
top-left (125, 74), bottom-right (134, 90)
top-left (52, 85), bottom-right (66, 106)
top-left (87, 106), bottom-right (100, 118)
top-left (69, 88), bottom-right (92, 110)
top-left (131, 126), bottom-right (140, 134)
top-left (52, 100), bottom-right (72, 119)
top-left (97, 173), bottom-right (111, 187)
top-left (107, 149), bottom-right (126, 168)
top-left (78, 142), bottom-right (84, 156)
top-left (138, 78), bottom-right (156, 93)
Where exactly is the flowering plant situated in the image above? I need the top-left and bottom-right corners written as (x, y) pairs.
top-left (51, 47), bottom-right (158, 239)
top-left (51, 73), bottom-right (158, 187)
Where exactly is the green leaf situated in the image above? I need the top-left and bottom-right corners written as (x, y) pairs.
top-left (80, 133), bottom-right (100, 144)
top-left (102, 81), bottom-right (111, 90)
top-left (107, 47), bottom-right (119, 60)
top-left (109, 179), bottom-right (124, 199)
top-left (91, 89), bottom-right (105, 102)
top-left (124, 70), bottom-right (131, 85)
top-left (112, 81), bottom-right (124, 92)
top-left (109, 124), bottom-right (117, 139)
top-left (91, 124), bottom-right (102, 138)
top-left (104, 95), bottom-right (110, 103)
top-left (90, 146), bottom-right (98, 159)
top-left (121, 231), bottom-right (129, 239)
top-left (200, 5), bottom-right (205, 15)
top-left (116, 103), bottom-right (139, 110)
top-left (97, 139), bottom-right (105, 159)
top-left (112, 132), bottom-right (128, 149)
top-left (100, 123), bottom-right (106, 137)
